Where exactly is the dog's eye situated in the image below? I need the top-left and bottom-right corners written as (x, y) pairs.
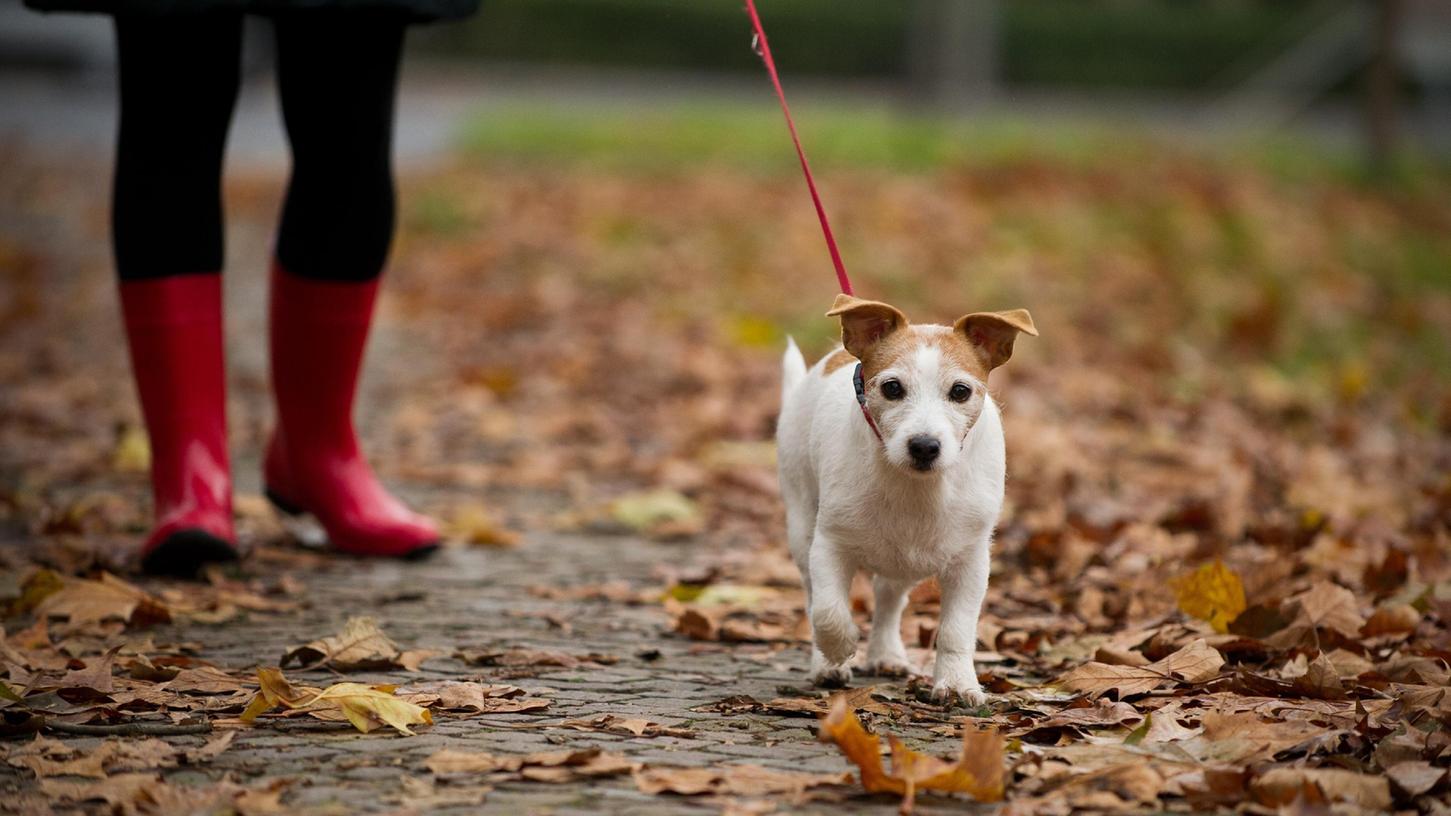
top-left (881, 379), bottom-right (905, 400)
top-left (949, 383), bottom-right (972, 402)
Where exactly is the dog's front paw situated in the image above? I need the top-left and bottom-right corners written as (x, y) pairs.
top-left (810, 650), bottom-right (853, 688)
top-left (930, 661), bottom-right (987, 707)
top-left (811, 611), bottom-right (860, 665)
top-left (929, 680), bottom-right (987, 707)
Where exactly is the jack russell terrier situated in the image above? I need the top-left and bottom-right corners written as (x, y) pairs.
top-left (777, 294), bottom-right (1036, 703)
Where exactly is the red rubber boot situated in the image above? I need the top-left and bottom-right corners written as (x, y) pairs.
top-left (263, 264), bottom-right (439, 558)
top-left (119, 274), bottom-right (238, 576)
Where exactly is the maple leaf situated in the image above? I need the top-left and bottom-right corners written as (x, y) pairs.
top-left (34, 573), bottom-right (170, 631)
top-left (818, 694), bottom-right (1003, 813)
top-left (1171, 560), bottom-right (1246, 633)
top-left (240, 667), bottom-right (433, 736)
top-left (1266, 581), bottom-right (1367, 649)
top-left (280, 616), bottom-right (438, 672)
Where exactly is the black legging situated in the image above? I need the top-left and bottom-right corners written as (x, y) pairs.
top-left (113, 11), bottom-right (404, 282)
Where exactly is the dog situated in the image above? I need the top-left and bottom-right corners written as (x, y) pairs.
top-left (776, 294), bottom-right (1036, 703)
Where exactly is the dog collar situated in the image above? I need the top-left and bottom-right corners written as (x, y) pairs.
top-left (853, 363), bottom-right (885, 443)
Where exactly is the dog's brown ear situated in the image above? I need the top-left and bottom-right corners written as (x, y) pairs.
top-left (826, 294), bottom-right (908, 360)
top-left (954, 309), bottom-right (1038, 371)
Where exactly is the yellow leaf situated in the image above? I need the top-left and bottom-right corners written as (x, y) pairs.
top-left (1171, 560), bottom-right (1246, 633)
top-left (609, 490), bottom-right (701, 534)
top-left (7, 569), bottom-right (63, 617)
top-left (728, 315), bottom-right (779, 348)
top-left (449, 505), bottom-right (521, 548)
top-left (112, 424), bottom-right (151, 473)
top-left (241, 667), bottom-right (432, 736)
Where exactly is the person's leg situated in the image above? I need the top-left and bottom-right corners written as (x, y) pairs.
top-left (264, 10), bottom-right (438, 558)
top-left (113, 12), bottom-right (243, 576)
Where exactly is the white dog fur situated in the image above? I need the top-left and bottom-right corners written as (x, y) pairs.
top-left (776, 294), bottom-right (1036, 704)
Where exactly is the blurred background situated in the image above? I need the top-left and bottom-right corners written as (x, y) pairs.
top-left (0, 0), bottom-right (1447, 569)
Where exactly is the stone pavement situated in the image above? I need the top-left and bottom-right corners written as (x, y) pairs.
top-left (5, 533), bottom-right (984, 815)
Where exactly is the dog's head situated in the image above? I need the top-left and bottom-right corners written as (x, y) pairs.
top-left (827, 294), bottom-right (1037, 476)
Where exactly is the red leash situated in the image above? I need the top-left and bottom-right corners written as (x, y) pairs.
top-left (744, 0), bottom-right (883, 442)
top-left (743, 0), bottom-right (853, 297)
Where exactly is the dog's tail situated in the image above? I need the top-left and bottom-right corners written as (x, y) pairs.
top-left (781, 336), bottom-right (808, 398)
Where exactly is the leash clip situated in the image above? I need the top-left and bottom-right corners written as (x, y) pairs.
top-left (853, 363), bottom-right (885, 444)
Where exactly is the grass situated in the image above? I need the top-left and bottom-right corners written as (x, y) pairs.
top-left (443, 102), bottom-right (1451, 415)
top-left (458, 100), bottom-right (1449, 186)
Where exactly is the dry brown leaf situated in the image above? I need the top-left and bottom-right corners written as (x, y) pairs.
top-left (392, 776), bottom-right (492, 809)
top-left (1266, 582), bottom-right (1366, 649)
top-left (40, 773), bottom-right (158, 809)
top-left (1362, 603), bottom-right (1420, 636)
top-left (426, 746), bottom-right (635, 781)
top-left (633, 763), bottom-right (849, 797)
top-left (280, 616), bottom-right (438, 672)
top-left (1250, 767), bottom-right (1391, 809)
top-left (818, 694), bottom-right (1003, 812)
top-left (186, 731), bottom-right (237, 764)
top-left (402, 680), bottom-right (551, 714)
top-left (36, 574), bottom-right (170, 631)
top-left (1291, 653), bottom-right (1347, 700)
top-left (552, 713), bottom-right (695, 738)
top-left (1385, 760), bottom-right (1447, 797)
top-left (164, 665), bottom-right (249, 695)
top-left (453, 647), bottom-right (617, 669)
top-left (1058, 638), bottom-right (1224, 698)
top-left (426, 748), bottom-right (511, 775)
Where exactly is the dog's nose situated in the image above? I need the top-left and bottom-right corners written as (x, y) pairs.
top-left (907, 435), bottom-right (941, 467)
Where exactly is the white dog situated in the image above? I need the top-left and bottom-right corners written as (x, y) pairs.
top-left (776, 294), bottom-right (1036, 703)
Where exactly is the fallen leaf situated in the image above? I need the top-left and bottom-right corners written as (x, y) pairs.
top-left (426, 746), bottom-right (635, 781)
top-left (111, 424), bottom-right (150, 473)
top-left (633, 763), bottom-right (848, 797)
top-left (609, 489), bottom-right (702, 538)
top-left (280, 616), bottom-right (439, 672)
top-left (551, 713), bottom-right (695, 738)
top-left (1058, 639), bottom-right (1224, 698)
top-left (36, 574), bottom-right (170, 631)
top-left (450, 504), bottom-right (522, 548)
top-left (402, 680), bottom-right (551, 714)
top-left (1266, 582), bottom-right (1366, 649)
top-left (1385, 760), bottom-right (1446, 797)
top-left (240, 667), bottom-right (433, 736)
top-left (453, 647), bottom-right (617, 669)
top-left (1171, 560), bottom-right (1246, 633)
top-left (1250, 767), bottom-right (1390, 809)
top-left (818, 694), bottom-right (1003, 812)
top-left (186, 731), bottom-right (236, 764)
top-left (6, 569), bottom-right (64, 617)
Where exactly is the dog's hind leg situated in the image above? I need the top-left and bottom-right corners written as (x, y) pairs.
top-left (863, 575), bottom-right (914, 676)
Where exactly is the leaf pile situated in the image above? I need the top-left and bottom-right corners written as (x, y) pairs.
top-left (3, 114), bottom-right (1450, 812)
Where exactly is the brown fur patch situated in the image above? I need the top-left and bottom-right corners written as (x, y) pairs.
top-left (858, 325), bottom-right (991, 384)
top-left (822, 348), bottom-right (857, 374)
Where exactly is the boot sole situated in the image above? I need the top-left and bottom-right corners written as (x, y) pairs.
top-left (141, 529), bottom-right (239, 578)
top-left (265, 487), bottom-right (441, 562)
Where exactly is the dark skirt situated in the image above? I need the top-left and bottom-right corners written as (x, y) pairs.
top-left (24, 0), bottom-right (480, 22)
